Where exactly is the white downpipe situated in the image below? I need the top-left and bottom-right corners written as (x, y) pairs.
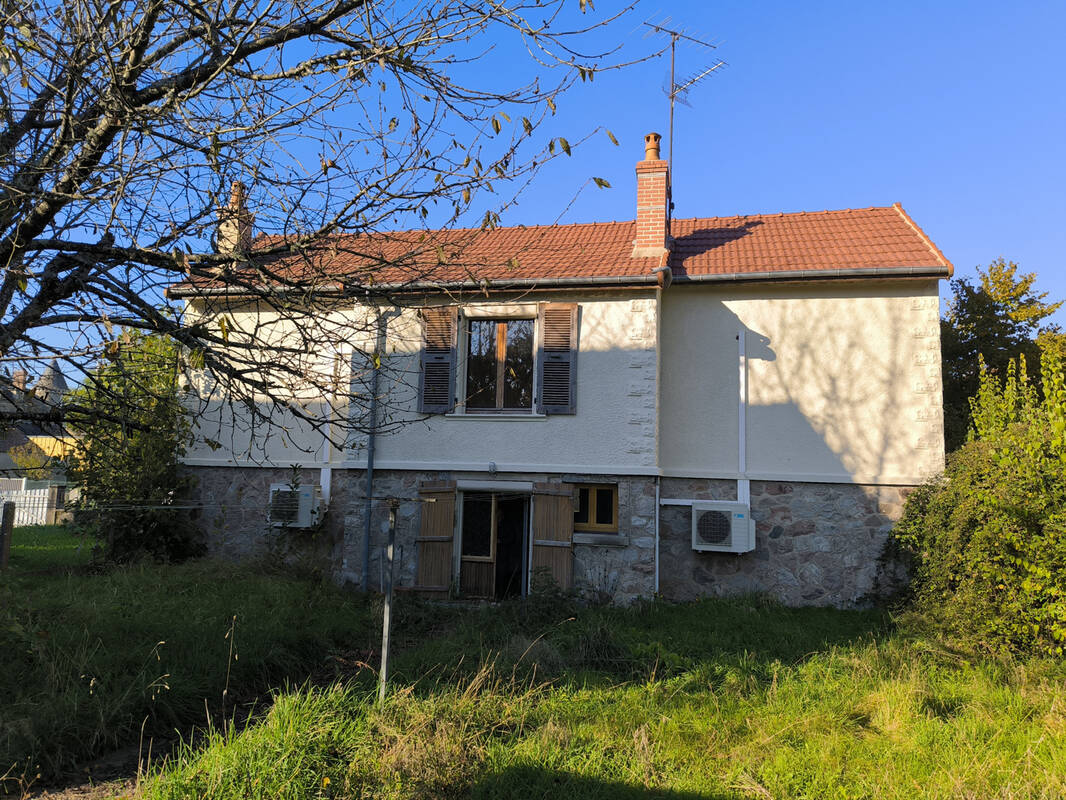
top-left (654, 476), bottom-right (661, 595)
top-left (319, 349), bottom-right (345, 507)
top-left (738, 328), bottom-right (750, 506)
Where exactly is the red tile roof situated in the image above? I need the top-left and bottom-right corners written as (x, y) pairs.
top-left (170, 203), bottom-right (950, 296)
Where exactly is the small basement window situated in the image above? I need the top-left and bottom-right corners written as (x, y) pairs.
top-left (574, 484), bottom-right (618, 533)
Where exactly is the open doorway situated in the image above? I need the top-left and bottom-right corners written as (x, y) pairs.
top-left (459, 492), bottom-right (529, 600)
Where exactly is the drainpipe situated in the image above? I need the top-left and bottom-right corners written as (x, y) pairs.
top-left (654, 476), bottom-right (661, 595)
top-left (737, 327), bottom-right (750, 506)
top-left (362, 308), bottom-right (399, 593)
top-left (321, 356), bottom-right (339, 506)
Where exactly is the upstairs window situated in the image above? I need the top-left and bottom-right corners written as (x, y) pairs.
top-left (418, 302), bottom-right (577, 415)
top-left (465, 319), bottom-right (534, 412)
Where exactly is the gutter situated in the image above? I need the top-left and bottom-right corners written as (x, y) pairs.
top-left (168, 264), bottom-right (949, 299)
top-left (669, 265), bottom-right (950, 283)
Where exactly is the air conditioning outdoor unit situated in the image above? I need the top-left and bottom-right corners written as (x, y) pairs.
top-left (268, 483), bottom-right (324, 528)
top-left (691, 502), bottom-right (755, 554)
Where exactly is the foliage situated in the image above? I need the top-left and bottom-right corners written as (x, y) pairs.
top-left (941, 257), bottom-right (1062, 451)
top-left (0, 0), bottom-right (656, 449)
top-left (6, 439), bottom-right (51, 480)
top-left (66, 331), bottom-right (201, 562)
top-left (896, 352), bottom-right (1066, 656)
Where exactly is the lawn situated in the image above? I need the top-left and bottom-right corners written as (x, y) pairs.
top-left (2, 526), bottom-right (1065, 799)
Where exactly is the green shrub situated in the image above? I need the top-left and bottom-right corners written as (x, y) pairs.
top-left (66, 331), bottom-right (204, 562)
top-left (896, 354), bottom-right (1066, 655)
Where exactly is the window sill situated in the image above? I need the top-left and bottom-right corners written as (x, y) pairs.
top-left (445, 412), bottom-right (547, 421)
top-left (573, 532), bottom-right (627, 547)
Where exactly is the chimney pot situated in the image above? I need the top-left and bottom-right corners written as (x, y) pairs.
top-left (218, 180), bottom-right (254, 255)
top-left (632, 133), bottom-right (670, 258)
top-left (644, 132), bottom-right (662, 161)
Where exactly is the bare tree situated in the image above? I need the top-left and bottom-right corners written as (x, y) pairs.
top-left (0, 0), bottom-right (655, 447)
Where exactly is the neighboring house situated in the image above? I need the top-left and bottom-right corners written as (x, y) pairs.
top-left (173, 132), bottom-right (949, 606)
top-left (0, 361), bottom-right (74, 524)
top-left (0, 361), bottom-right (73, 478)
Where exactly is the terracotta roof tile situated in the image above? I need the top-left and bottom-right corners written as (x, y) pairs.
top-left (171, 203), bottom-right (950, 295)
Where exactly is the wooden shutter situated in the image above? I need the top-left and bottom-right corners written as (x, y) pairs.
top-left (530, 483), bottom-right (574, 592)
top-left (419, 307), bottom-right (457, 413)
top-left (415, 482), bottom-right (456, 596)
top-left (536, 303), bottom-right (578, 414)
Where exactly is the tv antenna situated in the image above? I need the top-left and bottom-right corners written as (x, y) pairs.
top-left (643, 20), bottom-right (726, 220)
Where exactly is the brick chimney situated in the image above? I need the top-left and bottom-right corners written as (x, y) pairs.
top-left (217, 181), bottom-right (254, 255)
top-left (632, 132), bottom-right (670, 257)
top-left (12, 369), bottom-right (27, 392)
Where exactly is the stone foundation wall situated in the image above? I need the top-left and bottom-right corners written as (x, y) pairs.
top-left (185, 466), bottom-right (910, 607)
top-left (184, 466), bottom-right (658, 602)
top-left (658, 478), bottom-right (910, 607)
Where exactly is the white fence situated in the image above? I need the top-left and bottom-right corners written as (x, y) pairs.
top-left (0, 487), bottom-right (55, 526)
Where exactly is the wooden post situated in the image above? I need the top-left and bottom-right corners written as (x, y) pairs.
top-left (1, 502), bottom-right (14, 570)
top-left (377, 499), bottom-right (399, 706)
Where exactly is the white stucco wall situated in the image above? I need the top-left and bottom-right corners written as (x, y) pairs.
top-left (183, 280), bottom-right (945, 485)
top-left (359, 292), bottom-right (659, 474)
top-left (184, 291), bottom-right (661, 475)
top-left (658, 280), bottom-right (945, 485)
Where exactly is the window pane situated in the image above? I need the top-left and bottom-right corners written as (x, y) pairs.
top-left (594, 487), bottom-right (615, 526)
top-left (503, 319), bottom-right (533, 409)
top-left (462, 496), bottom-right (493, 558)
top-left (574, 488), bottom-right (590, 525)
top-left (466, 320), bottom-right (497, 409)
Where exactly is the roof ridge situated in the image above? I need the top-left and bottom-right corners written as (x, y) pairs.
top-left (890, 202), bottom-right (953, 275)
top-left (670, 205), bottom-right (898, 225)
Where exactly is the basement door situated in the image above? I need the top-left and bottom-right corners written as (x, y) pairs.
top-left (459, 492), bottom-right (529, 600)
top-left (529, 483), bottom-right (574, 592)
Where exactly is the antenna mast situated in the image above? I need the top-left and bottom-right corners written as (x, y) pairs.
top-left (642, 21), bottom-right (726, 222)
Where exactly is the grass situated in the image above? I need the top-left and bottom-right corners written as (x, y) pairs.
top-left (3, 526), bottom-right (1066, 799)
top-left (3, 524), bottom-right (92, 572)
top-left (142, 600), bottom-right (1066, 800)
top-left (0, 526), bottom-right (385, 789)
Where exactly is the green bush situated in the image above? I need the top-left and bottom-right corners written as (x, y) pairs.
top-left (896, 354), bottom-right (1066, 655)
top-left (66, 331), bottom-right (204, 562)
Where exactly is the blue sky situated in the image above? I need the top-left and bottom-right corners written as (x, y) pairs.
top-left (502, 0), bottom-right (1066, 322)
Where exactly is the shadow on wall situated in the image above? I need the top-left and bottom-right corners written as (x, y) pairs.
top-left (657, 292), bottom-right (927, 605)
top-left (182, 287), bottom-right (928, 605)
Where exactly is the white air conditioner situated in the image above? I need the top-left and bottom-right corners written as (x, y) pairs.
top-left (691, 502), bottom-right (755, 554)
top-left (268, 483), bottom-right (324, 528)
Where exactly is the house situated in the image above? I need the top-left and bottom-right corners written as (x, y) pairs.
top-left (173, 132), bottom-right (949, 606)
top-left (0, 361), bottom-right (73, 478)
top-left (0, 362), bottom-right (74, 524)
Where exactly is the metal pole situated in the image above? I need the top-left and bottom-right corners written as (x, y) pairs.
top-left (1, 501), bottom-right (14, 570)
top-left (377, 498), bottom-right (399, 706)
top-left (361, 315), bottom-right (385, 593)
top-left (667, 33), bottom-right (677, 227)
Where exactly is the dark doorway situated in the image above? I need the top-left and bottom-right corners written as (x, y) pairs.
top-left (459, 492), bottom-right (529, 600)
top-left (494, 497), bottom-right (528, 599)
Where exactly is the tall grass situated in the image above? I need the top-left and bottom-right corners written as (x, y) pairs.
top-left (143, 596), bottom-right (1066, 800)
top-left (0, 527), bottom-right (383, 786)
top-left (5, 528), bottom-right (1065, 798)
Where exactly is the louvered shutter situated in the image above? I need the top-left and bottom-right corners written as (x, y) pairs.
top-left (536, 303), bottom-right (578, 414)
top-left (530, 483), bottom-right (574, 591)
top-left (419, 307), bottom-right (457, 413)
